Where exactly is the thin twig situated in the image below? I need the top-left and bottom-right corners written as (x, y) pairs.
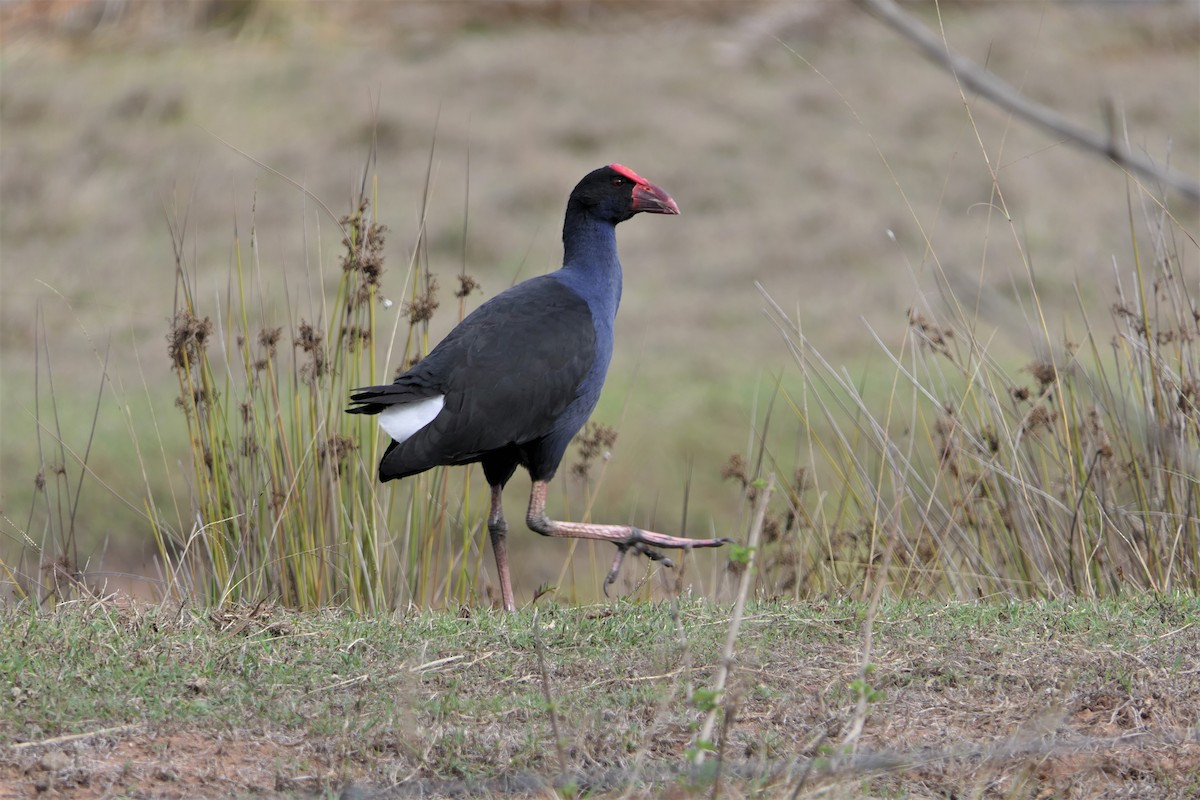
top-left (304, 674), bottom-right (369, 695)
top-left (693, 474), bottom-right (775, 766)
top-left (710, 693), bottom-right (737, 800)
top-left (11, 724), bottom-right (138, 750)
top-left (853, 0), bottom-right (1200, 205)
top-left (199, 126), bottom-right (349, 235)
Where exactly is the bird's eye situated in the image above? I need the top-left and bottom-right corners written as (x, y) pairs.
top-left (611, 177), bottom-right (626, 187)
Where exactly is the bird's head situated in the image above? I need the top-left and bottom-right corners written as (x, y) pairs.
top-left (568, 164), bottom-right (680, 224)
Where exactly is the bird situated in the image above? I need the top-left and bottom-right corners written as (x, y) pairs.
top-left (347, 164), bottom-right (729, 611)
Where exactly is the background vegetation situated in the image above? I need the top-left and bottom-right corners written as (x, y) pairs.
top-left (1, 4), bottom-right (1198, 797)
top-left (1, 1), bottom-right (1197, 608)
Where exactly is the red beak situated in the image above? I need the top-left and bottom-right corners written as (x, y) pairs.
top-left (631, 181), bottom-right (680, 215)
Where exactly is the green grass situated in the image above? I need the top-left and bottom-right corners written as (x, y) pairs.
top-left (4, 595), bottom-right (1198, 795)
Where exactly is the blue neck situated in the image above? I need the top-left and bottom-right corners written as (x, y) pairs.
top-left (558, 212), bottom-right (623, 322)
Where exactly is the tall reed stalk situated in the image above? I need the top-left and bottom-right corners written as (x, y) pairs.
top-left (748, 196), bottom-right (1198, 600)
top-left (156, 171), bottom-right (491, 611)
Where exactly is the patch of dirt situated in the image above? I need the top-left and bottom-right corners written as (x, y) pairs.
top-left (1, 731), bottom-right (331, 799)
top-left (3, 726), bottom-right (1198, 799)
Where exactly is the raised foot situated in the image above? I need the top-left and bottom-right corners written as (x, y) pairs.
top-left (603, 529), bottom-right (733, 597)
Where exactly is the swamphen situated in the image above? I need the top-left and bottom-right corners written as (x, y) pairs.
top-left (347, 164), bottom-right (729, 610)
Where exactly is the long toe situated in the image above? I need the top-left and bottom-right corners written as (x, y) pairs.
top-left (604, 548), bottom-right (627, 594)
top-left (627, 528), bottom-right (732, 550)
top-left (633, 541), bottom-right (674, 567)
top-left (642, 547), bottom-right (675, 569)
top-left (604, 529), bottom-right (726, 598)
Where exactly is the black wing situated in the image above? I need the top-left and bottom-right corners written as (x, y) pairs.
top-left (348, 275), bottom-right (596, 481)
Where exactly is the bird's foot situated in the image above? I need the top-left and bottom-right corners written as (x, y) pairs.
top-left (602, 528), bottom-right (733, 597)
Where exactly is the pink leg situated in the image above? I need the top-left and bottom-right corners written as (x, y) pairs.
top-left (525, 480), bottom-right (730, 595)
top-left (487, 485), bottom-right (516, 611)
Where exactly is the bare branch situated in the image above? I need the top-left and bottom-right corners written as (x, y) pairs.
top-left (853, 0), bottom-right (1200, 205)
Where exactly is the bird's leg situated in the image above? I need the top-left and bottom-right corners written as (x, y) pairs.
top-left (487, 485), bottom-right (516, 612)
top-left (525, 480), bottom-right (730, 594)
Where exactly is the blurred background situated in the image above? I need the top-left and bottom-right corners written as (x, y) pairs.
top-left (1, 0), bottom-right (1197, 601)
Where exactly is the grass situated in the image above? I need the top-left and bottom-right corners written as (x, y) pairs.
top-left (3, 5), bottom-right (1197, 611)
top-left (14, 176), bottom-right (1194, 611)
top-left (743, 182), bottom-right (1200, 601)
top-left (2, 5), bottom-right (1198, 797)
top-left (3, 595), bottom-right (1198, 796)
top-left (3, 3), bottom-right (1196, 580)
top-left (160, 182), bottom-right (395, 611)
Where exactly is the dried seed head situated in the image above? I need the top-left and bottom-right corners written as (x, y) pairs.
top-left (258, 327), bottom-right (282, 355)
top-left (176, 386), bottom-right (215, 411)
top-left (295, 320), bottom-right (327, 382)
top-left (1024, 405), bottom-right (1056, 433)
top-left (340, 325), bottom-right (372, 349)
top-left (721, 454), bottom-right (749, 487)
top-left (908, 308), bottom-right (954, 356)
top-left (571, 422), bottom-right (619, 481)
top-left (320, 434), bottom-right (357, 476)
top-left (167, 310), bottom-right (214, 370)
top-left (1027, 359), bottom-right (1057, 389)
top-left (981, 426), bottom-right (1000, 455)
top-left (1084, 408), bottom-right (1114, 461)
top-left (340, 197), bottom-right (388, 309)
top-left (455, 273), bottom-right (480, 299)
top-left (405, 278), bottom-right (440, 325)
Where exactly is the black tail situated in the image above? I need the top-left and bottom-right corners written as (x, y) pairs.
top-left (346, 403), bottom-right (384, 416)
top-left (345, 388), bottom-right (379, 415)
top-left (346, 382), bottom-right (438, 416)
